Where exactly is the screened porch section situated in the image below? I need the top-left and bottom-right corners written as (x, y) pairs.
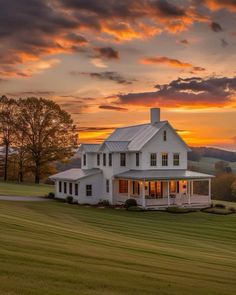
top-left (114, 178), bottom-right (212, 208)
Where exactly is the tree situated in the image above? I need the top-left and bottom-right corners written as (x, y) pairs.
top-left (215, 160), bottom-right (232, 174)
top-left (17, 97), bottom-right (78, 183)
top-left (231, 180), bottom-right (236, 201)
top-left (212, 173), bottom-right (235, 201)
top-left (0, 96), bottom-right (17, 181)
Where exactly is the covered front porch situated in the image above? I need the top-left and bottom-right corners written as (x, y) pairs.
top-left (113, 170), bottom-right (213, 209)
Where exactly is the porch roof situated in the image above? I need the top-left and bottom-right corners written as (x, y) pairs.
top-left (114, 169), bottom-right (214, 180)
top-left (50, 168), bottom-right (102, 181)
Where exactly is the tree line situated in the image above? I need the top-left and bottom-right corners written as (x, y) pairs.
top-left (0, 96), bottom-right (78, 183)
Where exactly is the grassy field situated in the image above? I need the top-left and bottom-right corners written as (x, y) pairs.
top-left (0, 181), bottom-right (53, 196)
top-left (0, 201), bottom-right (235, 295)
top-left (189, 157), bottom-right (236, 174)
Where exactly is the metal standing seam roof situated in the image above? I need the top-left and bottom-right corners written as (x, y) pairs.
top-left (49, 168), bottom-right (102, 181)
top-left (114, 170), bottom-right (214, 180)
top-left (99, 141), bottom-right (130, 152)
top-left (79, 144), bottom-right (101, 153)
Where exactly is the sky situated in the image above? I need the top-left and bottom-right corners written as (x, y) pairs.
top-left (0, 0), bottom-right (236, 150)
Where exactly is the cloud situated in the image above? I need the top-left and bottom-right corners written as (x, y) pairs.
top-left (90, 58), bottom-right (108, 68)
top-left (179, 39), bottom-right (189, 45)
top-left (211, 22), bottom-right (222, 32)
top-left (99, 105), bottom-right (128, 111)
top-left (73, 71), bottom-right (135, 85)
top-left (201, 0), bottom-right (236, 12)
top-left (140, 56), bottom-right (205, 72)
top-left (94, 47), bottom-right (119, 59)
top-left (115, 76), bottom-right (236, 108)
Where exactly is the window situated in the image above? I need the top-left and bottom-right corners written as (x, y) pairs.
top-left (109, 153), bottom-right (112, 166)
top-left (86, 184), bottom-right (92, 196)
top-left (106, 179), bottom-right (110, 193)
top-left (120, 153), bottom-right (126, 166)
top-left (83, 154), bottom-right (86, 166)
top-left (64, 182), bottom-right (67, 194)
top-left (136, 153), bottom-right (139, 167)
top-left (162, 153), bottom-right (168, 166)
top-left (173, 153), bottom-right (180, 166)
top-left (150, 153), bottom-right (157, 166)
top-left (97, 154), bottom-right (100, 166)
top-left (59, 181), bottom-right (62, 193)
top-left (69, 182), bottom-right (73, 195)
top-left (74, 183), bottom-right (78, 196)
top-left (163, 130), bottom-right (167, 141)
top-left (132, 181), bottom-right (140, 195)
top-left (170, 181), bottom-right (177, 193)
top-left (119, 180), bottom-right (128, 194)
top-left (103, 153), bottom-right (106, 166)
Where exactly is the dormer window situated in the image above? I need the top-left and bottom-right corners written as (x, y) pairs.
top-left (83, 154), bottom-right (86, 166)
top-left (163, 130), bottom-right (167, 141)
top-left (120, 153), bottom-right (126, 166)
top-left (103, 153), bottom-right (106, 166)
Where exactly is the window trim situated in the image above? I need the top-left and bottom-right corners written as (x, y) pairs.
top-left (86, 184), bottom-right (92, 197)
top-left (136, 153), bottom-right (140, 167)
top-left (109, 153), bottom-right (112, 167)
top-left (173, 153), bottom-right (180, 166)
top-left (150, 153), bottom-right (157, 166)
top-left (162, 153), bottom-right (168, 166)
top-left (120, 153), bottom-right (126, 167)
top-left (97, 154), bottom-right (100, 166)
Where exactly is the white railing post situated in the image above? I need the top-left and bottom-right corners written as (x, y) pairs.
top-left (188, 181), bottom-right (191, 205)
top-left (142, 180), bottom-right (146, 208)
top-left (167, 181), bottom-right (170, 206)
top-left (128, 180), bottom-right (131, 198)
top-left (208, 178), bottom-right (211, 202)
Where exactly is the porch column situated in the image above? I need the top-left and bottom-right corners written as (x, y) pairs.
top-left (128, 180), bottom-right (131, 198)
top-left (167, 181), bottom-right (170, 206)
top-left (208, 178), bottom-right (211, 202)
top-left (191, 180), bottom-right (194, 196)
top-left (187, 181), bottom-right (191, 205)
top-left (141, 180), bottom-right (146, 208)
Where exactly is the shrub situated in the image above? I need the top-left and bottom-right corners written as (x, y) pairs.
top-left (127, 206), bottom-right (144, 212)
top-left (48, 192), bottom-right (55, 199)
top-left (214, 203), bottom-right (226, 209)
top-left (124, 198), bottom-right (137, 208)
top-left (66, 196), bottom-right (74, 204)
top-left (229, 206), bottom-right (236, 213)
top-left (98, 200), bottom-right (110, 207)
top-left (166, 206), bottom-right (197, 213)
top-left (202, 207), bottom-right (233, 215)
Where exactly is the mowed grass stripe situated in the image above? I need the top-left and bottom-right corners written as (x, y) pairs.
top-left (0, 201), bottom-right (235, 295)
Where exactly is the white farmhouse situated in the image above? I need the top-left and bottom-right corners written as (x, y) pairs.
top-left (50, 108), bottom-right (213, 208)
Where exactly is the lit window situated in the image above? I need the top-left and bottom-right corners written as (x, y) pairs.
top-left (170, 181), bottom-right (176, 193)
top-left (162, 153), bottom-right (168, 166)
top-left (106, 179), bottom-right (110, 193)
top-left (103, 153), bottom-right (106, 166)
top-left (83, 154), bottom-right (86, 166)
top-left (150, 153), bottom-right (157, 166)
top-left (136, 153), bottom-right (139, 167)
top-left (97, 154), bottom-right (100, 166)
top-left (119, 180), bottom-right (128, 194)
top-left (173, 153), bottom-right (180, 166)
top-left (163, 130), bottom-right (167, 141)
top-left (86, 185), bottom-right (92, 196)
top-left (132, 181), bottom-right (140, 195)
top-left (109, 153), bottom-right (112, 166)
top-left (120, 153), bottom-right (126, 166)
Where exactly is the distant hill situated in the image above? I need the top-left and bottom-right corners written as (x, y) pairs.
top-left (188, 147), bottom-right (236, 162)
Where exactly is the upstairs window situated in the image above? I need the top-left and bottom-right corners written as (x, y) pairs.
top-left (162, 153), bottom-right (168, 166)
top-left (83, 154), bottom-right (86, 166)
top-left (97, 154), bottom-right (100, 166)
top-left (86, 184), bottom-right (92, 196)
top-left (136, 153), bottom-right (140, 167)
top-left (150, 153), bottom-right (157, 166)
top-left (59, 181), bottom-right (62, 193)
top-left (103, 153), bottom-right (106, 166)
top-left (119, 180), bottom-right (128, 194)
top-left (120, 153), bottom-right (126, 166)
top-left (163, 130), bottom-right (167, 141)
top-left (109, 153), bottom-right (112, 166)
top-left (173, 153), bottom-right (180, 166)
top-left (106, 179), bottom-right (110, 193)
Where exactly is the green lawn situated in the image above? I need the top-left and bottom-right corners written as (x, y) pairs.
top-left (0, 181), bottom-right (53, 196)
top-left (0, 201), bottom-right (235, 295)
